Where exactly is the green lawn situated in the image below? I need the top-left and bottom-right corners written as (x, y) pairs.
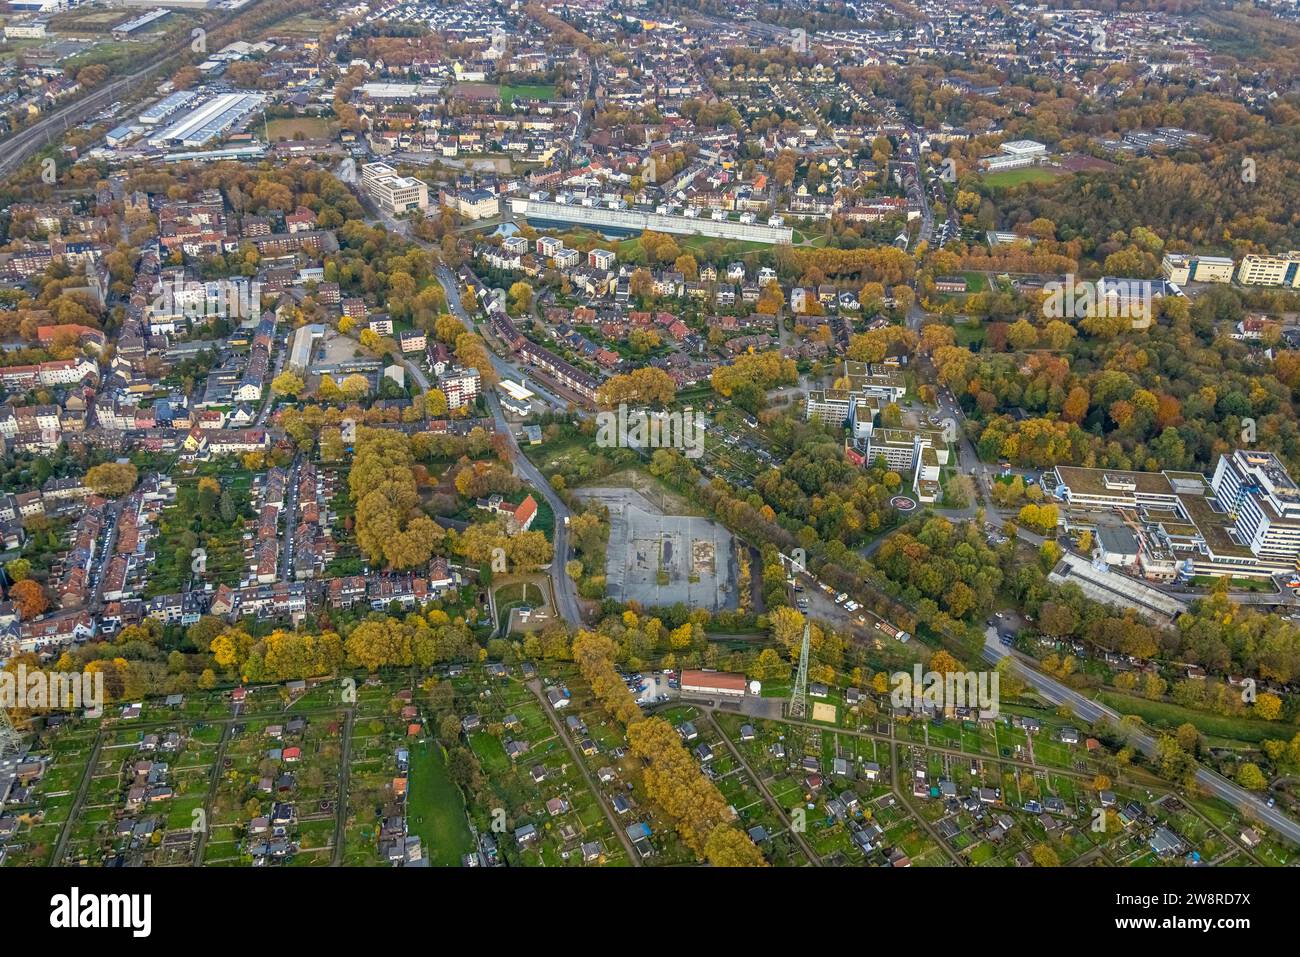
top-left (1096, 689), bottom-right (1295, 745)
top-left (407, 740), bottom-right (476, 866)
top-left (981, 167), bottom-right (1062, 188)
top-left (469, 731), bottom-right (510, 772)
top-left (501, 84), bottom-right (555, 105)
top-left (265, 117), bottom-right (337, 141)
top-left (1187, 575), bottom-right (1276, 592)
top-left (495, 580), bottom-right (547, 632)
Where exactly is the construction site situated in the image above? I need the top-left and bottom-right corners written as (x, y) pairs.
top-left (577, 486), bottom-right (737, 611)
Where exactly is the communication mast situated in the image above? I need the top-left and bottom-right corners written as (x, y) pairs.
top-left (789, 619), bottom-right (811, 719)
top-left (0, 708), bottom-right (23, 762)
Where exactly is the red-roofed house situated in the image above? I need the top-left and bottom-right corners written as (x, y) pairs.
top-left (511, 494), bottom-right (537, 534)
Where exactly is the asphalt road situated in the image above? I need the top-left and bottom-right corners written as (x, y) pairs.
top-left (344, 236), bottom-right (584, 625)
top-left (280, 453), bottom-right (302, 578)
top-left (485, 390), bottom-right (583, 626)
top-left (981, 627), bottom-right (1300, 844)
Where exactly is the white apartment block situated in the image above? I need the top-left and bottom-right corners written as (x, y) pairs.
top-left (39, 358), bottom-right (97, 386)
top-left (806, 390), bottom-right (854, 427)
top-left (438, 366), bottom-right (482, 410)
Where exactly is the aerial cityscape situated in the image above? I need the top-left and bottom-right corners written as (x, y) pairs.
top-left (1, 0), bottom-right (1299, 903)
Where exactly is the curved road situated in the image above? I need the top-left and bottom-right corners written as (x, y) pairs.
top-left (378, 156), bottom-right (1298, 843)
top-left (354, 205), bottom-right (585, 626)
top-left (486, 390), bottom-right (582, 626)
top-left (432, 262), bottom-right (584, 625)
top-left (981, 627), bottom-right (1300, 844)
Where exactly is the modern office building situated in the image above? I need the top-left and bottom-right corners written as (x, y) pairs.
top-left (1237, 252), bottom-right (1300, 288)
top-left (1161, 254), bottom-right (1235, 285)
top-left (362, 162), bottom-right (429, 215)
top-left (1210, 450), bottom-right (1300, 567)
top-left (1052, 451), bottom-right (1300, 578)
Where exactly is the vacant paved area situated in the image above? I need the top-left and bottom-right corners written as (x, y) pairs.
top-left (580, 486), bottom-right (737, 611)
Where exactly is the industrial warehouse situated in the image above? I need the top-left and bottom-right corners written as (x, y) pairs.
top-left (147, 92), bottom-right (267, 149)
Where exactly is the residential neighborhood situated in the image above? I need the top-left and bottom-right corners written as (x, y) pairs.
top-left (0, 0), bottom-right (1297, 923)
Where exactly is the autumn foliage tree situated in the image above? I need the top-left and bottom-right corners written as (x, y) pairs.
top-left (349, 428), bottom-right (442, 570)
top-left (9, 579), bottom-right (48, 619)
top-left (571, 629), bottom-right (765, 866)
top-left (85, 462), bottom-right (139, 498)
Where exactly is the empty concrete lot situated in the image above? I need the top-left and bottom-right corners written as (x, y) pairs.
top-left (578, 486), bottom-right (737, 611)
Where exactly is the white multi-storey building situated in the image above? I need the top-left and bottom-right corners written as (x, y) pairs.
top-left (1211, 450), bottom-right (1300, 566)
top-left (438, 366), bottom-right (482, 410)
top-left (361, 162), bottom-right (429, 214)
top-left (1237, 253), bottom-right (1300, 288)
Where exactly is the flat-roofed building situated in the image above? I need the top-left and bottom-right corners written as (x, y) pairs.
top-left (438, 366), bottom-right (482, 410)
top-left (680, 670), bottom-right (748, 698)
top-left (1211, 450), bottom-right (1300, 566)
top-left (842, 359), bottom-right (907, 402)
top-left (1052, 466), bottom-right (1188, 510)
top-left (1053, 453), bottom-right (1300, 578)
top-left (362, 162), bottom-right (429, 214)
top-left (498, 379), bottom-right (535, 403)
top-left (805, 389), bottom-right (853, 427)
top-left (999, 139), bottom-right (1047, 158)
top-left (1237, 252), bottom-right (1300, 288)
top-left (864, 427), bottom-right (948, 473)
top-left (1162, 254), bottom-right (1235, 285)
